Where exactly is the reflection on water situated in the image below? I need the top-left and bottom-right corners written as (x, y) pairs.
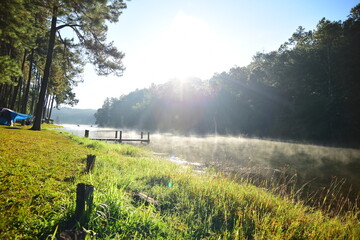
top-left (60, 124), bottom-right (360, 202)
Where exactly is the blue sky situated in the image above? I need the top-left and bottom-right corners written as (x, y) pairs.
top-left (72, 0), bottom-right (358, 109)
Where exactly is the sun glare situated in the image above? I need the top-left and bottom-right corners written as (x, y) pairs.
top-left (150, 11), bottom-right (223, 80)
top-left (76, 11), bottom-right (235, 108)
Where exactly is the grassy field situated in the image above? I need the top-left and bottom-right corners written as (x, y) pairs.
top-left (0, 125), bottom-right (360, 239)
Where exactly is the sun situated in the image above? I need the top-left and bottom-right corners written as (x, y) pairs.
top-left (150, 11), bottom-right (219, 80)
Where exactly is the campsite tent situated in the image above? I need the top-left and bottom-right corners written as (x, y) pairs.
top-left (0, 108), bottom-right (32, 126)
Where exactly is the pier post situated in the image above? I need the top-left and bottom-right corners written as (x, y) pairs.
top-left (84, 130), bottom-right (89, 138)
top-left (115, 131), bottom-right (118, 139)
top-left (119, 131), bottom-right (122, 143)
top-left (147, 132), bottom-right (150, 144)
top-left (86, 154), bottom-right (96, 173)
top-left (141, 132), bottom-right (143, 139)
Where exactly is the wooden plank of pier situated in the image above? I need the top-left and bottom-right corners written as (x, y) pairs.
top-left (85, 130), bottom-right (150, 144)
top-left (92, 138), bottom-right (150, 143)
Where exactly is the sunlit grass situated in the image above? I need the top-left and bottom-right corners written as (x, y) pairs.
top-left (1, 125), bottom-right (360, 239)
top-left (0, 125), bottom-right (93, 238)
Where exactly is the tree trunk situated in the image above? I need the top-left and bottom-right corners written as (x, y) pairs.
top-left (11, 50), bottom-right (27, 111)
top-left (9, 85), bottom-right (13, 107)
top-left (31, 6), bottom-right (58, 130)
top-left (22, 49), bottom-right (34, 114)
top-left (0, 84), bottom-right (4, 106)
top-left (3, 84), bottom-right (11, 108)
top-left (47, 95), bottom-right (55, 120)
top-left (42, 91), bottom-right (49, 120)
top-left (30, 69), bottom-right (40, 115)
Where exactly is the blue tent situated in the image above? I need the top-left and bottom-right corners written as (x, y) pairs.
top-left (0, 108), bottom-right (32, 126)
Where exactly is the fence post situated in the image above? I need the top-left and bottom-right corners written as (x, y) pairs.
top-left (141, 132), bottom-right (143, 139)
top-left (119, 131), bottom-right (122, 143)
top-left (75, 183), bottom-right (85, 222)
top-left (86, 154), bottom-right (96, 173)
top-left (84, 130), bottom-right (89, 138)
top-left (147, 132), bottom-right (150, 144)
top-left (75, 183), bottom-right (94, 225)
top-left (115, 130), bottom-right (118, 139)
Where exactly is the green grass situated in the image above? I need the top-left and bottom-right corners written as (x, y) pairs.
top-left (0, 125), bottom-right (93, 238)
top-left (0, 125), bottom-right (359, 239)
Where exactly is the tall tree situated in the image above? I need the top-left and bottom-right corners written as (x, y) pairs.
top-left (0, 0), bottom-right (45, 110)
top-left (31, 0), bottom-right (126, 130)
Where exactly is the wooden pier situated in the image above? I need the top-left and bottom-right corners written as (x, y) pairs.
top-left (84, 130), bottom-right (150, 144)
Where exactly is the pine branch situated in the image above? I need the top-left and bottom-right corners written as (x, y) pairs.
top-left (56, 24), bottom-right (81, 31)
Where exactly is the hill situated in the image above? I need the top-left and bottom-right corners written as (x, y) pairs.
top-left (52, 107), bottom-right (96, 124)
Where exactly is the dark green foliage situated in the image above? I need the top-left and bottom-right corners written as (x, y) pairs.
top-left (96, 4), bottom-right (360, 146)
top-left (0, 0), bottom-right (126, 130)
top-left (0, 56), bottom-right (22, 85)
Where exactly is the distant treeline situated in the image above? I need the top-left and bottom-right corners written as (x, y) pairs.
top-left (96, 4), bottom-right (360, 145)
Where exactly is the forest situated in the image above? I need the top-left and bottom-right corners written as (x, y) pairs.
top-left (96, 4), bottom-right (360, 146)
top-left (0, 0), bottom-right (126, 130)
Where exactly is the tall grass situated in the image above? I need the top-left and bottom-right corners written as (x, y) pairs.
top-left (1, 125), bottom-right (360, 239)
top-left (233, 166), bottom-right (360, 217)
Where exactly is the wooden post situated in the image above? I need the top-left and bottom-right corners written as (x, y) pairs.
top-left (85, 184), bottom-right (94, 215)
top-left (147, 132), bottom-right (150, 144)
top-left (75, 183), bottom-right (94, 224)
top-left (86, 154), bottom-right (96, 173)
top-left (84, 130), bottom-right (89, 138)
top-left (119, 131), bottom-right (122, 143)
top-left (141, 132), bottom-right (143, 139)
top-left (115, 130), bottom-right (118, 139)
top-left (75, 183), bottom-right (85, 222)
